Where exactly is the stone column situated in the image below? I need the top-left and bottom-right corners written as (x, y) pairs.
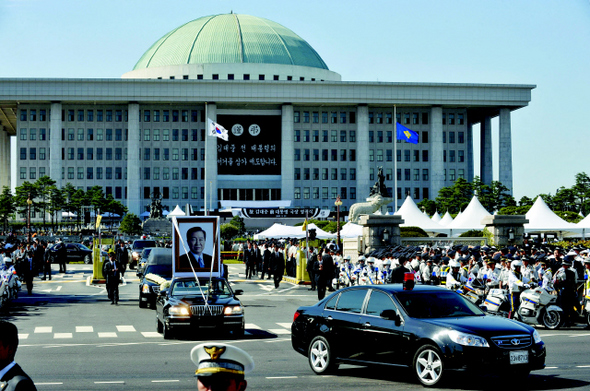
top-left (127, 103), bottom-right (141, 216)
top-left (359, 214), bottom-right (404, 254)
top-left (50, 102), bottom-right (62, 188)
top-left (0, 126), bottom-right (9, 190)
top-left (281, 104), bottom-right (294, 205)
top-left (499, 108), bottom-right (513, 195)
top-left (480, 116), bottom-right (493, 185)
top-left (356, 105), bottom-right (370, 200)
top-left (430, 106), bottom-right (444, 198)
top-left (481, 215), bottom-right (528, 246)
top-left (205, 103), bottom-right (218, 213)
top-left (466, 123), bottom-right (474, 181)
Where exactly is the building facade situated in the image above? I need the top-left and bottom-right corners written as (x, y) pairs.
top-left (0, 14), bottom-right (533, 218)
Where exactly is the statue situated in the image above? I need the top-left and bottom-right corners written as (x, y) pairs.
top-left (149, 192), bottom-right (163, 219)
top-left (369, 166), bottom-right (389, 197)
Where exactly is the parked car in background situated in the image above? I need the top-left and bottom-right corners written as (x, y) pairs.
top-left (291, 285), bottom-right (546, 387)
top-left (49, 242), bottom-right (93, 264)
top-left (130, 239), bottom-right (157, 269)
top-left (139, 248), bottom-right (172, 308)
top-left (156, 276), bottom-right (244, 339)
top-left (136, 247), bottom-right (156, 278)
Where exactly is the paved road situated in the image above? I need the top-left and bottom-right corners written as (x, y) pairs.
top-left (3, 264), bottom-right (590, 390)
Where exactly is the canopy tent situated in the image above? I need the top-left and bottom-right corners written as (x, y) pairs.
top-left (576, 213), bottom-right (590, 239)
top-left (61, 211), bottom-right (77, 218)
top-left (140, 211), bottom-right (150, 217)
top-left (525, 197), bottom-right (580, 237)
top-left (446, 196), bottom-right (492, 235)
top-left (394, 196), bottom-right (447, 234)
top-left (167, 205), bottom-right (186, 219)
top-left (253, 222), bottom-right (336, 240)
top-left (439, 211), bottom-right (454, 227)
top-left (431, 211), bottom-right (442, 223)
top-left (339, 222), bottom-right (363, 239)
top-left (101, 212), bottom-right (120, 218)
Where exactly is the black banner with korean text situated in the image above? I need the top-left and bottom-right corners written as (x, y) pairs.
top-left (216, 115), bottom-right (281, 175)
top-left (240, 208), bottom-right (327, 219)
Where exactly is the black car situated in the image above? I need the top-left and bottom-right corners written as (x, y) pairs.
top-left (139, 248), bottom-right (172, 308)
top-left (291, 285), bottom-right (546, 387)
top-left (49, 243), bottom-right (93, 264)
top-left (155, 276), bottom-right (245, 339)
top-left (136, 247), bottom-right (157, 278)
top-left (131, 239), bottom-right (157, 269)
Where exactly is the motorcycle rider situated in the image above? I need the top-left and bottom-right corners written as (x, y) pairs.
top-left (420, 256), bottom-right (433, 285)
top-left (508, 260), bottom-right (531, 319)
top-left (537, 259), bottom-right (554, 292)
top-left (446, 260), bottom-right (466, 290)
top-left (379, 259), bottom-right (392, 284)
top-left (553, 258), bottom-right (577, 326)
top-left (478, 258), bottom-right (501, 289)
top-left (364, 257), bottom-right (378, 284)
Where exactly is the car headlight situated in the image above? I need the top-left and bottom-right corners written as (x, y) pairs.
top-left (142, 284), bottom-right (150, 294)
top-left (169, 306), bottom-right (190, 316)
top-left (448, 330), bottom-right (489, 347)
top-left (224, 305), bottom-right (243, 315)
top-left (533, 329), bottom-right (543, 344)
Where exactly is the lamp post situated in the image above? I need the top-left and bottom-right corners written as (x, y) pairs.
top-left (27, 193), bottom-right (32, 244)
top-left (334, 195), bottom-right (343, 250)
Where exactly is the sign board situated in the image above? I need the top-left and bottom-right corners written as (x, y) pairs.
top-left (171, 216), bottom-right (221, 278)
top-left (239, 208), bottom-right (330, 219)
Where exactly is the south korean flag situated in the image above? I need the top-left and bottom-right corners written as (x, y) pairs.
top-left (208, 118), bottom-right (229, 141)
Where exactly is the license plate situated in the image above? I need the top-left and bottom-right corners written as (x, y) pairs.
top-left (509, 350), bottom-right (529, 365)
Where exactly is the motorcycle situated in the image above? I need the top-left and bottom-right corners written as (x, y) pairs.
top-left (484, 284), bottom-right (564, 329)
top-left (0, 268), bottom-right (20, 309)
top-left (456, 278), bottom-right (486, 305)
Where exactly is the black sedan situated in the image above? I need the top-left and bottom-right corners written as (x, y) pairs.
top-left (155, 276), bottom-right (244, 339)
top-left (139, 263), bottom-right (172, 308)
top-left (291, 285), bottom-right (545, 387)
top-left (49, 243), bottom-right (93, 264)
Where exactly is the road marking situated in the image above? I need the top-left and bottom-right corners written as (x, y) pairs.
top-left (269, 328), bottom-right (291, 335)
top-left (54, 333), bottom-right (73, 339)
top-left (116, 325), bottom-right (136, 332)
top-left (576, 365), bottom-right (590, 368)
top-left (19, 334), bottom-right (29, 340)
top-left (545, 366), bottom-right (559, 369)
top-left (94, 381), bottom-right (125, 384)
top-left (35, 327), bottom-right (53, 333)
top-left (569, 333), bottom-right (590, 338)
top-left (266, 376), bottom-right (298, 379)
top-left (98, 332), bottom-right (118, 338)
top-left (276, 322), bottom-right (291, 328)
top-left (36, 383), bottom-right (64, 385)
top-left (245, 323), bottom-right (261, 329)
top-left (56, 286), bottom-right (62, 291)
top-left (76, 326), bottom-right (94, 333)
top-left (141, 332), bottom-right (162, 338)
top-left (152, 380), bottom-right (180, 383)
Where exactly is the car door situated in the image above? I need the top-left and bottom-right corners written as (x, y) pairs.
top-left (323, 288), bottom-right (369, 360)
top-left (66, 244), bottom-right (78, 262)
top-left (361, 289), bottom-right (406, 365)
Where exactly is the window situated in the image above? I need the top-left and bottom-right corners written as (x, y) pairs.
top-left (294, 111), bottom-right (300, 123)
top-left (449, 113), bottom-right (455, 125)
top-left (303, 111), bottom-right (310, 123)
top-left (340, 168), bottom-right (347, 181)
top-left (414, 169), bottom-right (420, 181)
top-left (449, 131), bottom-right (455, 143)
top-left (331, 187), bottom-right (338, 199)
top-left (192, 129), bottom-right (198, 141)
top-left (404, 150), bottom-right (410, 161)
top-left (322, 112), bottom-right (328, 124)
top-left (163, 110), bottom-right (170, 122)
top-left (105, 110), bottom-right (112, 122)
top-left (182, 187), bottom-right (189, 199)
top-left (442, 113), bottom-right (446, 125)
top-left (405, 169), bottom-right (410, 181)
top-left (386, 149), bottom-right (393, 162)
top-left (313, 112), bottom-right (319, 123)
top-left (366, 291), bottom-right (395, 316)
top-left (413, 112), bottom-right (419, 125)
top-left (322, 168), bottom-right (328, 180)
top-left (413, 150), bottom-right (419, 162)
top-left (377, 131), bottom-right (383, 143)
top-left (294, 187), bottom-right (301, 199)
top-left (191, 187), bottom-right (198, 199)
top-left (115, 148), bottom-right (122, 160)
top-left (369, 131), bottom-right (374, 143)
top-left (191, 168), bottom-right (198, 180)
top-left (172, 129), bottom-right (179, 141)
top-left (458, 113), bottom-right (465, 125)
top-left (458, 150), bottom-right (465, 162)
top-left (303, 187), bottom-right (310, 199)
top-left (450, 150), bottom-right (456, 162)
top-left (304, 168), bottom-right (310, 180)
top-left (143, 129), bottom-right (150, 141)
top-left (331, 130), bottom-right (337, 142)
top-left (39, 148), bottom-right (46, 160)
top-left (322, 149), bottom-right (328, 161)
top-left (369, 149), bottom-right (374, 162)
top-left (163, 167), bottom-right (169, 180)
top-left (423, 169), bottom-right (429, 181)
top-left (29, 128), bottom-right (36, 140)
top-left (243, 74), bottom-right (250, 80)
top-left (397, 169), bottom-right (401, 181)
top-left (191, 148), bottom-right (198, 161)
top-left (144, 148), bottom-right (150, 160)
top-left (350, 187), bottom-right (356, 199)
top-left (340, 149), bottom-right (347, 161)
top-left (386, 112), bottom-right (392, 124)
top-left (313, 187), bottom-right (319, 199)
top-left (172, 148), bottom-right (179, 161)
top-left (458, 132), bottom-right (465, 144)
top-left (369, 112), bottom-right (374, 124)
top-left (20, 148), bottom-right (26, 160)
top-left (172, 110), bottom-right (179, 122)
top-left (18, 167), bottom-right (25, 179)
top-left (322, 187), bottom-right (328, 199)
top-left (77, 148), bottom-right (84, 160)
top-left (331, 168), bottom-right (337, 180)
top-left (376, 112), bottom-right (382, 124)
top-left (443, 150), bottom-right (447, 162)
top-left (331, 149), bottom-right (337, 161)
top-left (349, 149), bottom-right (356, 161)
top-left (294, 168), bottom-right (301, 180)
top-left (87, 129), bottom-right (93, 141)
top-left (294, 130), bottom-right (300, 142)
top-left (449, 169), bottom-right (456, 181)
top-left (163, 129), bottom-right (170, 141)
top-left (115, 110), bottom-right (122, 122)
top-left (404, 113), bottom-right (410, 124)
top-left (331, 112), bottom-right (337, 124)
top-left (397, 149), bottom-right (401, 162)
top-left (20, 129), bottom-right (27, 140)
top-left (340, 112), bottom-right (347, 124)
top-left (422, 112), bottom-right (429, 125)
top-left (86, 167), bottom-right (93, 179)
top-left (106, 167), bottom-right (112, 179)
top-left (182, 148), bottom-right (188, 161)
top-left (29, 167), bottom-right (36, 180)
top-left (106, 128), bottom-right (112, 140)
top-left (422, 150), bottom-right (429, 162)
top-left (313, 149), bottom-right (319, 161)
top-left (349, 130), bottom-right (356, 143)
top-left (350, 168), bottom-right (356, 180)
top-left (335, 289), bottom-right (367, 313)
top-left (294, 149), bottom-right (300, 161)
top-left (77, 167), bottom-right (84, 179)
top-left (313, 168), bottom-right (319, 180)
top-left (182, 110), bottom-right (188, 122)
top-left (97, 148), bottom-right (103, 160)
top-left (303, 130), bottom-right (310, 142)
top-left (313, 130), bottom-right (319, 142)
top-left (106, 148), bottom-right (112, 160)
top-left (385, 168), bottom-right (392, 181)
top-left (77, 128), bottom-right (84, 140)
top-left (20, 110), bottom-right (27, 121)
top-left (377, 149), bottom-right (383, 162)
top-left (172, 187), bottom-right (179, 199)
top-left (87, 148), bottom-right (93, 160)
top-left (322, 130), bottom-right (328, 142)
top-left (458, 169), bottom-right (465, 179)
top-left (115, 129), bottom-right (122, 141)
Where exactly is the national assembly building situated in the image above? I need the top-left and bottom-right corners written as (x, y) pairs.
top-left (0, 13), bottom-right (534, 219)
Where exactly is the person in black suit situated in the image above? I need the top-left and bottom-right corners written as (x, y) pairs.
top-left (243, 242), bottom-right (255, 279)
top-left (0, 320), bottom-right (37, 391)
top-left (102, 251), bottom-right (121, 304)
top-left (178, 226), bottom-right (213, 271)
top-left (391, 256), bottom-right (411, 283)
top-left (271, 243), bottom-right (285, 289)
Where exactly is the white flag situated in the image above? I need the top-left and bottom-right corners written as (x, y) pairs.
top-left (208, 118), bottom-right (229, 141)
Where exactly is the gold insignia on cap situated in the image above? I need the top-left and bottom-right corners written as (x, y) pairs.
top-left (204, 346), bottom-right (226, 360)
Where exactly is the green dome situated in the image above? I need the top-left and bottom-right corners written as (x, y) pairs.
top-left (133, 14), bottom-right (329, 71)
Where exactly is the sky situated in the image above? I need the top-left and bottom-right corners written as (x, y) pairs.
top-left (1, 0), bottom-right (589, 201)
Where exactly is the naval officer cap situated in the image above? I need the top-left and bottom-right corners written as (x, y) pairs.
top-left (191, 342), bottom-right (254, 377)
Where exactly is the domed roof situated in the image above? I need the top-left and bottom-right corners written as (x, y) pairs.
top-left (133, 13), bottom-right (329, 71)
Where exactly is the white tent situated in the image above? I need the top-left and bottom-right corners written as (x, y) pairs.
top-left (166, 205), bottom-right (186, 219)
top-left (61, 211), bottom-right (76, 218)
top-left (446, 196), bottom-right (492, 235)
top-left (339, 222), bottom-right (363, 238)
top-left (439, 211), bottom-right (454, 227)
top-left (431, 211), bottom-right (442, 223)
top-left (253, 223), bottom-right (336, 240)
top-left (307, 223), bottom-right (337, 239)
top-left (394, 196), bottom-right (448, 234)
top-left (525, 197), bottom-right (579, 236)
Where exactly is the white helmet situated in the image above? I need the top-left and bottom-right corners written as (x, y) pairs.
top-left (449, 260), bottom-right (461, 268)
top-left (344, 255), bottom-right (351, 261)
top-left (367, 257), bottom-right (376, 264)
top-left (511, 260), bottom-right (522, 270)
top-left (383, 259), bottom-right (391, 266)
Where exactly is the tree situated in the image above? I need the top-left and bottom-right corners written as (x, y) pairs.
top-left (0, 186), bottom-right (15, 231)
top-left (573, 172), bottom-right (590, 215)
top-left (34, 176), bottom-right (56, 226)
top-left (47, 186), bottom-right (65, 230)
top-left (519, 196), bottom-right (534, 207)
top-left (119, 213), bottom-right (142, 235)
top-left (435, 177), bottom-right (472, 214)
top-left (417, 199), bottom-right (437, 216)
top-left (220, 223), bottom-right (239, 241)
top-left (229, 215), bottom-right (246, 237)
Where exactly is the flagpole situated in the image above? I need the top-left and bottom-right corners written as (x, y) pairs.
top-left (393, 105), bottom-right (398, 212)
top-left (204, 102), bottom-right (208, 216)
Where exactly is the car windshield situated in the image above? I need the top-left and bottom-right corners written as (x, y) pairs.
top-left (142, 249), bottom-right (153, 258)
top-left (145, 265), bottom-right (172, 278)
top-left (170, 279), bottom-right (232, 298)
top-left (77, 244), bottom-right (91, 251)
top-left (395, 290), bottom-right (484, 319)
top-left (134, 241), bottom-right (157, 250)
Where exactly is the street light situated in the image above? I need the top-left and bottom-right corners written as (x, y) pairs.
top-left (334, 195), bottom-right (343, 250)
top-left (27, 193), bottom-right (33, 244)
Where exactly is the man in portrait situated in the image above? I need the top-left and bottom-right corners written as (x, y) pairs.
top-left (178, 226), bottom-right (213, 271)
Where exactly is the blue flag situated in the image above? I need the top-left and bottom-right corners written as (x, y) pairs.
top-left (396, 122), bottom-right (419, 144)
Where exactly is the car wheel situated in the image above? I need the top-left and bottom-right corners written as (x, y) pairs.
top-left (413, 344), bottom-right (444, 387)
top-left (156, 318), bottom-right (163, 333)
top-left (84, 255), bottom-right (92, 264)
top-left (586, 311), bottom-right (590, 328)
top-left (542, 309), bottom-right (562, 329)
top-left (163, 323), bottom-right (174, 339)
top-left (308, 336), bottom-right (337, 374)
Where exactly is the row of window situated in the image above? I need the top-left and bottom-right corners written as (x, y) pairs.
top-left (294, 149), bottom-right (357, 162)
top-left (167, 74), bottom-right (315, 81)
top-left (294, 111), bottom-right (357, 124)
top-left (18, 109), bottom-right (208, 124)
top-left (295, 168), bottom-right (357, 181)
top-left (218, 188), bottom-right (282, 201)
top-left (295, 129), bottom-right (357, 143)
top-left (143, 186), bottom-right (204, 200)
top-left (294, 187), bottom-right (357, 201)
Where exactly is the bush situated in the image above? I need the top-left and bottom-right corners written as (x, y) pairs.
top-left (220, 223), bottom-right (239, 241)
top-left (400, 226), bottom-right (428, 237)
top-left (459, 229), bottom-right (484, 237)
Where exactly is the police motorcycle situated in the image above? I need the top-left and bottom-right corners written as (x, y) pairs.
top-left (0, 257), bottom-right (21, 309)
top-left (351, 257), bottom-right (367, 286)
top-left (456, 275), bottom-right (487, 305)
top-left (484, 262), bottom-right (563, 329)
